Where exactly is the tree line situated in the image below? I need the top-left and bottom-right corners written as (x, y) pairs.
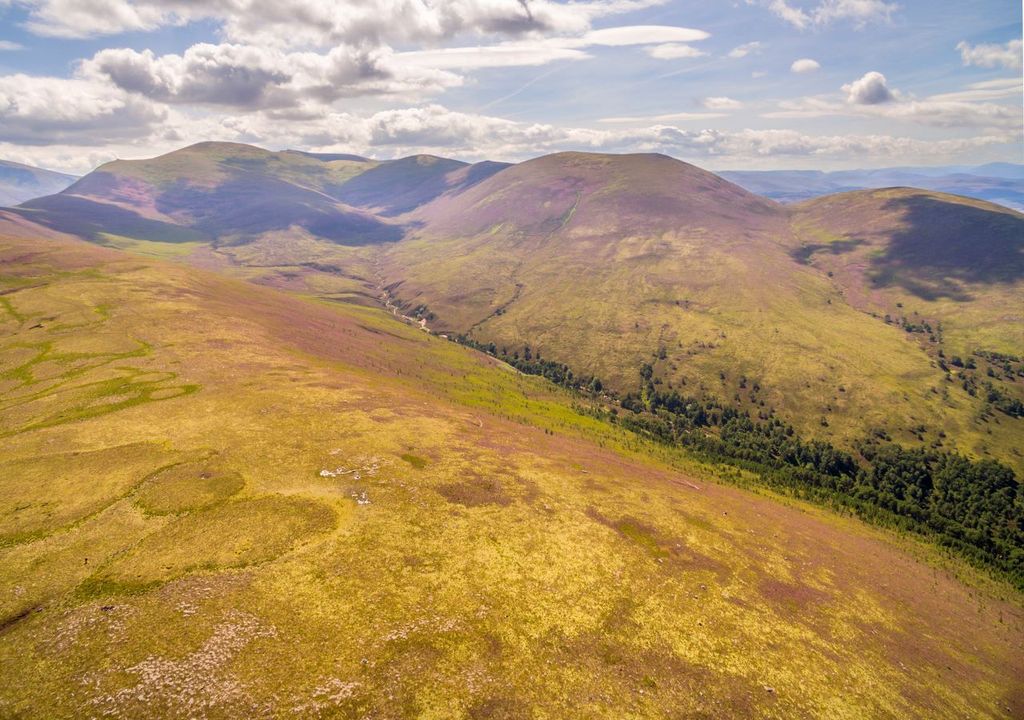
top-left (454, 337), bottom-right (1024, 588)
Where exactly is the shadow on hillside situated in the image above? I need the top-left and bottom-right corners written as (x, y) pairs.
top-left (791, 238), bottom-right (865, 264)
top-left (14, 196), bottom-right (207, 244)
top-left (868, 195), bottom-right (1024, 301)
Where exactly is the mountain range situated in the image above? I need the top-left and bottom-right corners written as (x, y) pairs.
top-left (15, 142), bottom-right (1022, 474)
top-left (720, 163), bottom-right (1024, 210)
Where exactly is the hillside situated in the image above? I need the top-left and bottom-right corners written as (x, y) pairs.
top-left (383, 153), bottom-right (1024, 472)
top-left (0, 160), bottom-right (76, 207)
top-left (1, 215), bottom-right (1022, 718)
top-left (16, 142), bottom-right (402, 249)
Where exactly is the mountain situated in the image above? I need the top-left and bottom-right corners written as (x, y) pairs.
top-left (16, 142), bottom-right (401, 247)
top-left (1, 213), bottom-right (1021, 718)
top-left (384, 152), bottom-right (1024, 472)
top-left (722, 164), bottom-right (1024, 210)
top-left (20, 143), bottom-right (1022, 476)
top-left (332, 154), bottom-right (510, 216)
top-left (0, 160), bottom-right (76, 207)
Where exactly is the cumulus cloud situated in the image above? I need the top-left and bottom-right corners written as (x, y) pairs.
top-left (728, 42), bottom-right (762, 59)
top-left (791, 58), bottom-right (821, 73)
top-left (956, 39), bottom-right (1023, 71)
top-left (766, 75), bottom-right (1021, 132)
top-left (81, 43), bottom-right (462, 109)
top-left (3, 100), bottom-right (1017, 173)
top-left (0, 74), bottom-right (164, 145)
top-left (842, 71), bottom-right (894, 104)
top-left (292, 106), bottom-right (1014, 166)
top-left (646, 44), bottom-right (705, 60)
top-left (703, 96), bottom-right (743, 110)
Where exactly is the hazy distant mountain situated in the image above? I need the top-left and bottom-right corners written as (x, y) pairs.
top-left (720, 164), bottom-right (1024, 210)
top-left (0, 160), bottom-right (76, 206)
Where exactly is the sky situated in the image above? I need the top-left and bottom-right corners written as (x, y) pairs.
top-left (0, 0), bottom-right (1020, 174)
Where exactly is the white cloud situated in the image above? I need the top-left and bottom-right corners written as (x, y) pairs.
top-left (766, 76), bottom-right (1021, 132)
top-left (598, 111), bottom-right (728, 123)
top-left (703, 96), bottom-right (743, 110)
top-left (0, 41), bottom-right (24, 51)
top-left (646, 43), bottom-right (705, 60)
top-left (0, 74), bottom-right (164, 145)
top-left (728, 42), bottom-right (762, 59)
top-left (842, 71), bottom-right (894, 104)
top-left (764, 0), bottom-right (810, 29)
top-left (397, 24), bottom-right (710, 69)
top-left (812, 0), bottom-right (895, 27)
top-left (12, 0), bottom-right (670, 46)
top-left (83, 43), bottom-right (463, 108)
top-left (3, 101), bottom-right (1017, 174)
top-left (756, 0), bottom-right (896, 29)
top-left (791, 58), bottom-right (821, 73)
top-left (956, 39), bottom-right (1023, 71)
top-left (929, 77), bottom-right (1022, 103)
top-left (397, 43), bottom-right (589, 69)
top-left (581, 25), bottom-right (709, 46)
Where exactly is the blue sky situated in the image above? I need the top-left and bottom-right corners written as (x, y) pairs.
top-left (0, 0), bottom-right (1019, 173)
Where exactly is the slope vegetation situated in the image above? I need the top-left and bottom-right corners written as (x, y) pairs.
top-left (1, 215), bottom-right (1022, 719)
top-left (384, 153), bottom-right (1024, 472)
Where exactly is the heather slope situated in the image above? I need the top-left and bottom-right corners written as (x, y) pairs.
top-left (1, 217), bottom-right (1022, 719)
top-left (384, 153), bottom-right (1024, 471)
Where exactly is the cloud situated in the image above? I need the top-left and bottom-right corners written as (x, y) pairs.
top-left (703, 96), bottom-right (743, 110)
top-left (581, 25), bottom-right (709, 46)
top-left (3, 101), bottom-right (1017, 174)
top-left (0, 74), bottom-right (164, 145)
top-left (12, 0), bottom-right (669, 46)
top-left (397, 24), bottom-right (710, 69)
top-left (811, 0), bottom-right (895, 27)
top-left (0, 41), bottom-right (24, 51)
top-left (397, 44), bottom-right (589, 69)
top-left (764, 1), bottom-right (810, 29)
top-left (842, 71), bottom-right (894, 104)
top-left (646, 44), bottom-right (705, 60)
top-left (598, 111), bottom-right (728, 123)
top-left (82, 43), bottom-right (463, 109)
top-left (929, 77), bottom-right (1022, 103)
top-left (957, 39), bottom-right (1023, 71)
top-left (756, 0), bottom-right (896, 29)
top-left (791, 58), bottom-right (821, 73)
top-left (728, 42), bottom-right (762, 59)
top-left (766, 76), bottom-right (1021, 132)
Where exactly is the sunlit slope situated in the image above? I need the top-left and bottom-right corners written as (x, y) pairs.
top-left (1, 221), bottom-right (1021, 718)
top-left (385, 153), bottom-right (1024, 470)
top-left (792, 188), bottom-right (1024, 358)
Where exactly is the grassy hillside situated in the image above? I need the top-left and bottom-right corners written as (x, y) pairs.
top-left (384, 153), bottom-right (1024, 473)
top-left (1, 218), bottom-right (1022, 718)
